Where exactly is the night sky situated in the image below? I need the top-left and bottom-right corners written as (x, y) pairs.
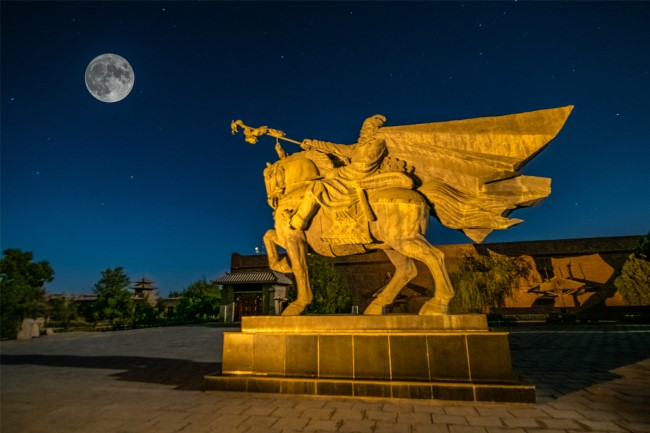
top-left (2, 1), bottom-right (648, 296)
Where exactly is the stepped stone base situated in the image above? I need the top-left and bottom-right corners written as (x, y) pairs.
top-left (205, 315), bottom-right (535, 403)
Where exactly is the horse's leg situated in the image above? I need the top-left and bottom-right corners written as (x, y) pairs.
top-left (263, 229), bottom-right (292, 273)
top-left (281, 229), bottom-right (313, 316)
top-left (391, 235), bottom-right (455, 315)
top-left (364, 249), bottom-right (417, 315)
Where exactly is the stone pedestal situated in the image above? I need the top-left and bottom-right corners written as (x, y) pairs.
top-left (204, 315), bottom-right (534, 403)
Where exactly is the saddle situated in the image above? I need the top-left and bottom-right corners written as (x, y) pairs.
top-left (318, 171), bottom-right (414, 245)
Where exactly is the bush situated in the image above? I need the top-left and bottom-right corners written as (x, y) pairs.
top-left (449, 252), bottom-right (531, 314)
top-left (287, 254), bottom-right (352, 314)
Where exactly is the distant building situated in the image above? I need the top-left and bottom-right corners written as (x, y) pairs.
top-left (132, 277), bottom-right (159, 305)
top-left (49, 278), bottom-right (162, 308)
top-left (215, 263), bottom-right (292, 321)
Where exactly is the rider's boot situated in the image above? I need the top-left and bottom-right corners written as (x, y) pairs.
top-left (289, 191), bottom-right (319, 230)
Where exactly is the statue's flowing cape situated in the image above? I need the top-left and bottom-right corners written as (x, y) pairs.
top-left (377, 106), bottom-right (574, 243)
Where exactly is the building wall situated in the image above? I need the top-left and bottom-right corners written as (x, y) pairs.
top-left (229, 235), bottom-right (642, 313)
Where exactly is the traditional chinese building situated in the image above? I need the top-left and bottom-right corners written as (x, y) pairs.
top-left (132, 277), bottom-right (159, 305)
top-left (215, 259), bottom-right (292, 321)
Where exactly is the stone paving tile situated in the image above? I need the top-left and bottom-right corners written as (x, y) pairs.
top-left (304, 419), bottom-right (342, 431)
top-left (474, 407), bottom-right (514, 418)
top-left (275, 406), bottom-right (308, 417)
top-left (273, 417), bottom-right (311, 431)
top-left (295, 399), bottom-right (331, 410)
top-left (525, 430), bottom-right (565, 433)
top-left (445, 407), bottom-right (479, 417)
top-left (324, 399), bottom-right (362, 410)
top-left (383, 402), bottom-right (415, 413)
top-left (215, 403), bottom-right (253, 415)
top-left (576, 419), bottom-right (631, 431)
top-left (448, 425), bottom-right (487, 433)
top-left (240, 414), bottom-right (281, 429)
top-left (332, 407), bottom-right (366, 420)
top-left (203, 425), bottom-right (246, 433)
top-left (301, 407), bottom-right (337, 419)
top-left (374, 421), bottom-right (412, 433)
top-left (501, 417), bottom-right (540, 428)
top-left (505, 407), bottom-right (547, 418)
top-left (412, 404), bottom-right (446, 415)
top-left (619, 407), bottom-right (650, 423)
top-left (338, 419), bottom-right (377, 432)
top-left (366, 409), bottom-right (398, 422)
top-left (243, 405), bottom-right (279, 416)
top-left (398, 412), bottom-right (434, 424)
top-left (576, 408), bottom-right (623, 421)
top-left (617, 421), bottom-right (650, 433)
top-left (353, 402), bottom-right (385, 412)
top-left (412, 424), bottom-right (450, 433)
top-left (210, 413), bottom-right (249, 427)
top-left (537, 417), bottom-right (585, 430)
top-left (465, 416), bottom-right (503, 427)
top-left (430, 414), bottom-right (468, 425)
top-left (539, 406), bottom-right (583, 419)
top-left (485, 428), bottom-right (526, 433)
top-left (243, 428), bottom-right (283, 433)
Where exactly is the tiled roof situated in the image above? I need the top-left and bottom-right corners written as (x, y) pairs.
top-left (215, 271), bottom-right (292, 285)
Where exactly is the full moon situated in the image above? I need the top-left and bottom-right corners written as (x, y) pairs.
top-left (85, 53), bottom-right (134, 103)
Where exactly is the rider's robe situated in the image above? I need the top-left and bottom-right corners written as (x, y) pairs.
top-left (376, 106), bottom-right (574, 243)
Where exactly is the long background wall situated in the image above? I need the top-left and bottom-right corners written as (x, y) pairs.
top-left (229, 235), bottom-right (643, 313)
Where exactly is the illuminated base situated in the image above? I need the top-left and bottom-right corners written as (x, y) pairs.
top-left (205, 315), bottom-right (535, 403)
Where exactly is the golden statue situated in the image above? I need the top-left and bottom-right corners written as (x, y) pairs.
top-left (232, 106), bottom-right (573, 316)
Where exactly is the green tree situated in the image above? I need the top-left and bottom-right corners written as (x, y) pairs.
top-left (174, 278), bottom-right (222, 323)
top-left (47, 296), bottom-right (78, 330)
top-left (0, 249), bottom-right (54, 339)
top-left (449, 252), bottom-right (531, 313)
top-left (287, 254), bottom-right (352, 314)
top-left (92, 267), bottom-right (134, 325)
top-left (132, 300), bottom-right (159, 327)
top-left (615, 233), bottom-right (650, 305)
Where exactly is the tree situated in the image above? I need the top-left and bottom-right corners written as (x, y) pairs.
top-left (174, 278), bottom-right (222, 323)
top-left (92, 267), bottom-right (134, 325)
top-left (132, 300), bottom-right (159, 327)
top-left (449, 252), bottom-right (531, 313)
top-left (615, 233), bottom-right (650, 306)
top-left (288, 254), bottom-right (352, 314)
top-left (0, 249), bottom-right (54, 339)
top-left (47, 295), bottom-right (78, 330)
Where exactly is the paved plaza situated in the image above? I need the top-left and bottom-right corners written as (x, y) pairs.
top-left (1, 322), bottom-right (649, 433)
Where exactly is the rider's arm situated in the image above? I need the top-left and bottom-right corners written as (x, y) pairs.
top-left (302, 139), bottom-right (355, 158)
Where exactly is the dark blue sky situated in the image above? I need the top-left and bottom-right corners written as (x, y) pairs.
top-left (2, 1), bottom-right (648, 296)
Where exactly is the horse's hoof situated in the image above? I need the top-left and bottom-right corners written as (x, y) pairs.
top-left (418, 299), bottom-right (449, 315)
top-left (363, 303), bottom-right (384, 315)
top-left (282, 301), bottom-right (307, 316)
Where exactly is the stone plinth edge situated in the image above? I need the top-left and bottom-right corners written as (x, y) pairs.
top-left (204, 373), bottom-right (536, 403)
top-left (241, 314), bottom-right (488, 333)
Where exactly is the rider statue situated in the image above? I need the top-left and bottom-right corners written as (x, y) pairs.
top-left (288, 114), bottom-right (410, 233)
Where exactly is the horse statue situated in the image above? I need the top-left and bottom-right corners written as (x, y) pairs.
top-left (232, 106), bottom-right (573, 316)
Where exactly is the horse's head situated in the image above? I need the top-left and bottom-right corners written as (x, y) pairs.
top-left (263, 153), bottom-right (324, 210)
